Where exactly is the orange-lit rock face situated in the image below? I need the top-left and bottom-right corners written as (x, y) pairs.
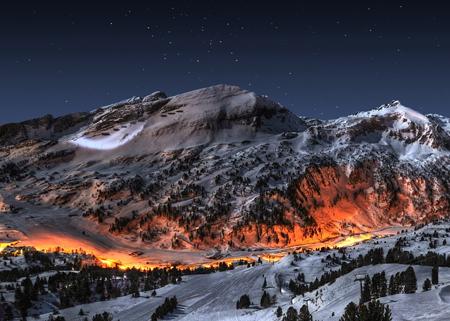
top-left (8, 159), bottom-right (448, 265)
top-left (229, 161), bottom-right (449, 248)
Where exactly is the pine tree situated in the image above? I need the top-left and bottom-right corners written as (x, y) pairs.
top-left (262, 277), bottom-right (267, 289)
top-left (92, 312), bottom-right (112, 321)
top-left (276, 306), bottom-right (283, 318)
top-left (432, 265), bottom-right (439, 285)
top-left (236, 294), bottom-right (251, 309)
top-left (15, 285), bottom-right (31, 319)
top-left (339, 301), bottom-right (392, 321)
top-left (260, 291), bottom-right (272, 308)
top-left (422, 278), bottom-right (431, 291)
top-left (380, 272), bottom-right (387, 297)
top-left (360, 276), bottom-right (371, 304)
top-left (31, 277), bottom-right (40, 300)
top-left (371, 274), bottom-right (380, 299)
top-left (144, 277), bottom-right (151, 291)
top-left (367, 300), bottom-right (387, 320)
top-left (388, 275), bottom-right (396, 295)
top-left (283, 306), bottom-right (299, 321)
top-left (383, 305), bottom-right (392, 321)
top-left (299, 304), bottom-right (313, 321)
top-left (404, 266), bottom-right (417, 294)
top-left (339, 302), bottom-right (358, 321)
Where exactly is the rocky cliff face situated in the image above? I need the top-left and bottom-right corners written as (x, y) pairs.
top-left (0, 85), bottom-right (449, 254)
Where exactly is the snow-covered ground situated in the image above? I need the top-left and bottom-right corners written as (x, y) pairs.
top-left (27, 221), bottom-right (450, 321)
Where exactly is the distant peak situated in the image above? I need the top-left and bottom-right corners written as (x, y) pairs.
top-left (378, 99), bottom-right (402, 109)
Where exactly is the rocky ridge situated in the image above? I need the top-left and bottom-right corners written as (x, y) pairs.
top-left (0, 84), bottom-right (449, 255)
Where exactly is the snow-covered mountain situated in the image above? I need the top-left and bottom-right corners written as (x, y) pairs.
top-left (0, 84), bottom-right (449, 264)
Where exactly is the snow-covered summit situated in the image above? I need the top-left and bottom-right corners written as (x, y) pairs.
top-left (69, 84), bottom-right (306, 152)
top-left (367, 100), bottom-right (430, 124)
top-left (1, 86), bottom-right (450, 261)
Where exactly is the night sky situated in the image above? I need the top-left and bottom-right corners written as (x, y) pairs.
top-left (1, 1), bottom-right (450, 124)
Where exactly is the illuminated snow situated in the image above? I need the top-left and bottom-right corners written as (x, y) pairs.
top-left (70, 123), bottom-right (144, 150)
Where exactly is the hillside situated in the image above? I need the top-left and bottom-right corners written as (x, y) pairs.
top-left (0, 85), bottom-right (449, 265)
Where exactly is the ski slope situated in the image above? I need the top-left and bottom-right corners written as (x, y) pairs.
top-left (36, 221), bottom-right (450, 321)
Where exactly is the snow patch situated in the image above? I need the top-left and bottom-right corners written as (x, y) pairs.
top-left (69, 123), bottom-right (144, 150)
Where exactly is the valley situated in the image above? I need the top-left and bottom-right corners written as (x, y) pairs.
top-left (1, 219), bottom-right (450, 321)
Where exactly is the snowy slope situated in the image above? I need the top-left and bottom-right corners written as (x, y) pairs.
top-left (30, 221), bottom-right (450, 321)
top-left (0, 85), bottom-right (450, 266)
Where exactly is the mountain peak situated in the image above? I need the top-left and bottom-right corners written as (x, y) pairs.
top-left (354, 100), bottom-right (430, 125)
top-left (1, 85), bottom-right (450, 267)
top-left (378, 99), bottom-right (402, 109)
top-left (69, 84), bottom-right (305, 151)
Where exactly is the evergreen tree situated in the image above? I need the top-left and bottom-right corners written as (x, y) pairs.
top-left (144, 277), bottom-right (152, 291)
top-left (422, 278), bottom-right (431, 291)
top-left (366, 300), bottom-right (386, 320)
top-left (15, 285), bottom-right (31, 319)
top-left (432, 265), bottom-right (439, 285)
top-left (380, 272), bottom-right (387, 297)
top-left (130, 278), bottom-right (140, 298)
top-left (276, 306), bottom-right (283, 318)
top-left (388, 275), bottom-right (396, 296)
top-left (339, 301), bottom-right (392, 321)
top-left (283, 306), bottom-right (299, 321)
top-left (236, 294), bottom-right (251, 309)
top-left (383, 305), bottom-right (392, 321)
top-left (404, 267), bottom-right (417, 294)
top-left (299, 304), bottom-right (313, 321)
top-left (260, 291), bottom-right (272, 308)
top-left (95, 278), bottom-right (105, 295)
top-left (262, 277), bottom-right (267, 289)
top-left (360, 276), bottom-right (371, 304)
top-left (339, 302), bottom-right (358, 321)
top-left (22, 277), bottom-right (33, 299)
top-left (92, 312), bottom-right (112, 321)
top-left (31, 277), bottom-right (40, 300)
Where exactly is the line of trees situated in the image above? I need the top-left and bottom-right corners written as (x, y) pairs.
top-left (151, 296), bottom-right (177, 321)
top-left (340, 300), bottom-right (391, 321)
top-left (279, 304), bottom-right (313, 321)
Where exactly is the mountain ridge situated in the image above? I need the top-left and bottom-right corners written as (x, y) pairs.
top-left (0, 84), bottom-right (449, 264)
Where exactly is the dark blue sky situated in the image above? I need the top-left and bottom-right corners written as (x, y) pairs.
top-left (1, 1), bottom-right (450, 124)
